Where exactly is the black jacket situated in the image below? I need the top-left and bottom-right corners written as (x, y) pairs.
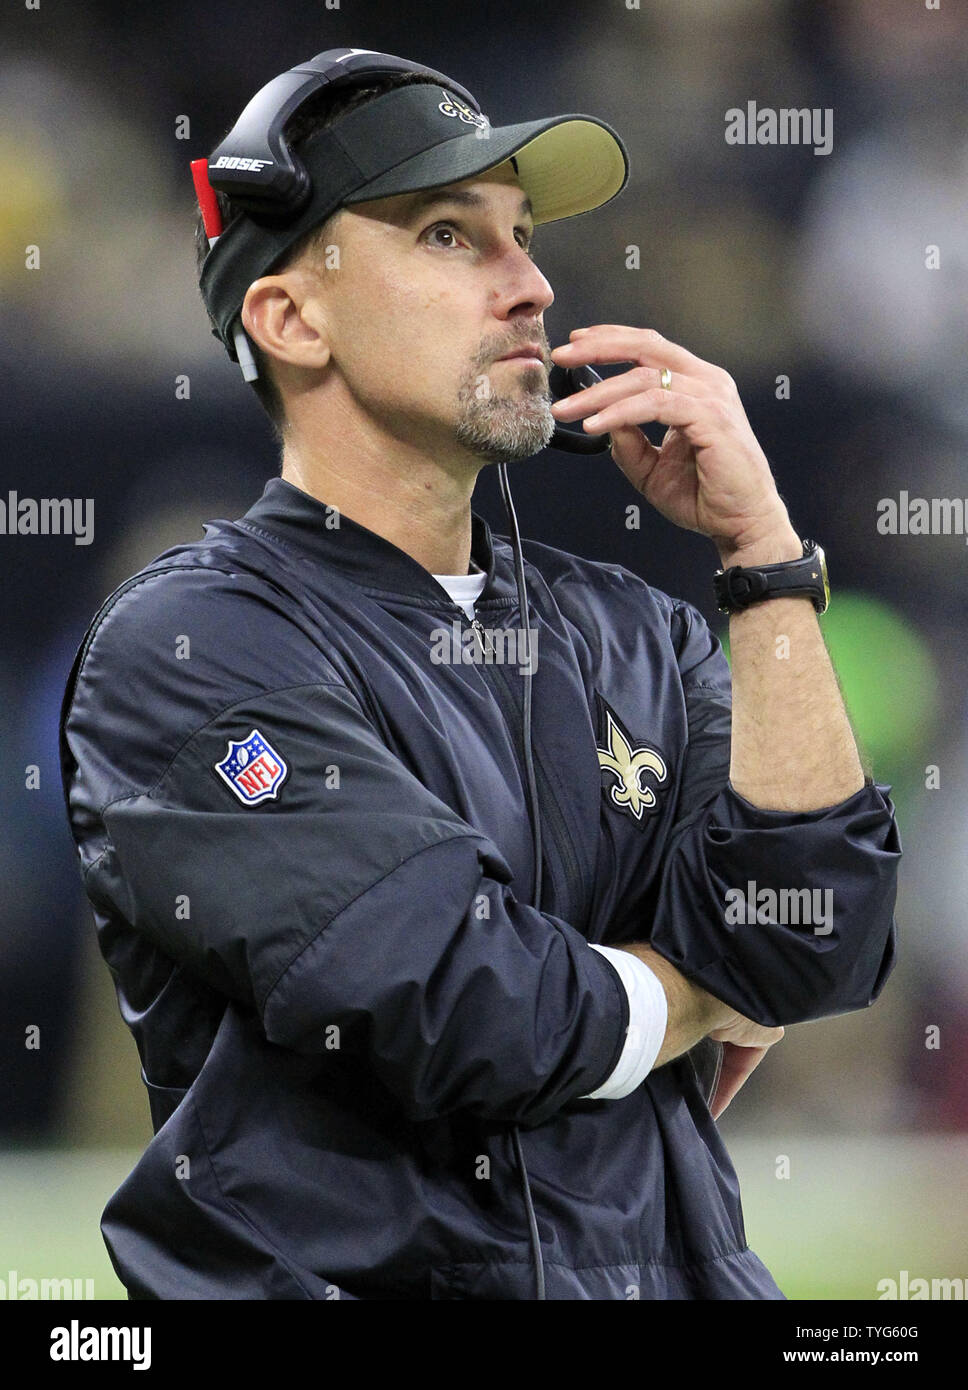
top-left (58, 476), bottom-right (900, 1299)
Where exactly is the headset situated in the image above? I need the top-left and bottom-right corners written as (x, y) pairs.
top-left (192, 48), bottom-right (615, 1301)
top-left (204, 48), bottom-right (483, 221)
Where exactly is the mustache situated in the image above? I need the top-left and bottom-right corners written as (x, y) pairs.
top-left (480, 328), bottom-right (551, 371)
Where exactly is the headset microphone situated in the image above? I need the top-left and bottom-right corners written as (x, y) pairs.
top-left (548, 364), bottom-right (611, 454)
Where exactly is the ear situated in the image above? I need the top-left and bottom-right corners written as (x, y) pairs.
top-left (241, 268), bottom-right (331, 371)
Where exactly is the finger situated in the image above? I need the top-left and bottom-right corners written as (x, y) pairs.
top-left (552, 326), bottom-right (730, 388)
top-left (580, 387), bottom-right (728, 436)
top-left (550, 366), bottom-right (707, 421)
top-left (710, 1043), bottom-right (769, 1120)
top-left (608, 422), bottom-right (660, 482)
top-left (556, 324), bottom-right (720, 380)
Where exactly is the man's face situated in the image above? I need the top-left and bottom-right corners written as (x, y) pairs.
top-left (303, 161), bottom-right (557, 463)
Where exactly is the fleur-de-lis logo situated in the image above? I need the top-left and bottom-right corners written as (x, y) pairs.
top-left (438, 90), bottom-right (489, 130)
top-left (596, 701), bottom-right (667, 823)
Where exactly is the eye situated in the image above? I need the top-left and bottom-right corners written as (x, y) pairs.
top-left (423, 221), bottom-right (466, 249)
top-left (420, 219), bottom-right (537, 257)
top-left (515, 228), bottom-right (536, 257)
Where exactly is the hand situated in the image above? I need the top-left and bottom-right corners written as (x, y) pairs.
top-left (550, 325), bottom-right (801, 562)
top-left (708, 1043), bottom-right (772, 1120)
top-left (706, 1012), bottom-right (784, 1120)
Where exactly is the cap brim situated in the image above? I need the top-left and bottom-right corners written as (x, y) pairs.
top-left (341, 114), bottom-right (628, 224)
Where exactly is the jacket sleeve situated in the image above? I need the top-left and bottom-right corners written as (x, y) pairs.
top-left (63, 569), bottom-right (629, 1128)
top-left (644, 596), bottom-right (900, 1026)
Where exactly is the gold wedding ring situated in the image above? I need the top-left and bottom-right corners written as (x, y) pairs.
top-left (659, 367), bottom-right (672, 390)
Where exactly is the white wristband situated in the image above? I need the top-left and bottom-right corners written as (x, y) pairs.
top-left (580, 944), bottom-right (668, 1100)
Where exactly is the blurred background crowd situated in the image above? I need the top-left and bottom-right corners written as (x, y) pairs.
top-left (1, 0), bottom-right (965, 1294)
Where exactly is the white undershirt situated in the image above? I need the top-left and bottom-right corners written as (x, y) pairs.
top-left (431, 567), bottom-right (668, 1102)
top-left (433, 564), bottom-right (487, 619)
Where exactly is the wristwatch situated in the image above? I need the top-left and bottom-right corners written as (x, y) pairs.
top-left (714, 539), bottom-right (829, 615)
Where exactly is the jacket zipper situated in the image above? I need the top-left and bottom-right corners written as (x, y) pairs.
top-left (456, 604), bottom-right (584, 919)
top-left (494, 658), bottom-right (584, 919)
top-left (468, 617), bottom-right (492, 661)
top-left (455, 603), bottom-right (567, 1298)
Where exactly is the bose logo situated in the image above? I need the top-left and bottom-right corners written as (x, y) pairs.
top-left (212, 156), bottom-right (271, 172)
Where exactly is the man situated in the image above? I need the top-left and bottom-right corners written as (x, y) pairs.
top-left (59, 49), bottom-right (900, 1300)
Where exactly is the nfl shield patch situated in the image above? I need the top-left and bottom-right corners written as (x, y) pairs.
top-left (215, 729), bottom-right (288, 805)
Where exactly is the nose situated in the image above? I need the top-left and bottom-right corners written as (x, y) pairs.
top-left (491, 241), bottom-right (555, 323)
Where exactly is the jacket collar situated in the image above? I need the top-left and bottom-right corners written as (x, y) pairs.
top-left (236, 476), bottom-right (516, 608)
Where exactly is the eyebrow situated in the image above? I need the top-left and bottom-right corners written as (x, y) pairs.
top-left (405, 187), bottom-right (535, 224)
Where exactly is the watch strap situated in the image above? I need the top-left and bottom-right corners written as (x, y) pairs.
top-left (714, 540), bottom-right (828, 614)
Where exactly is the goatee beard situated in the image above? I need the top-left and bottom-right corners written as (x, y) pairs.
top-left (454, 356), bottom-right (556, 462)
